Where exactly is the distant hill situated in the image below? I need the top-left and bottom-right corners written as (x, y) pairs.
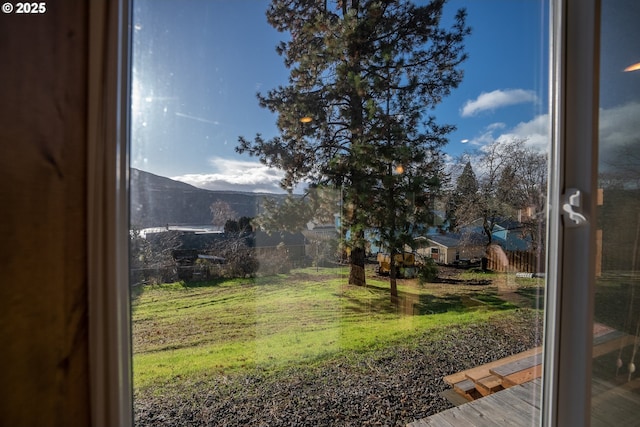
top-left (130, 168), bottom-right (283, 228)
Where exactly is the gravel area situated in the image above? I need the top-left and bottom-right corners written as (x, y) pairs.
top-left (134, 309), bottom-right (543, 427)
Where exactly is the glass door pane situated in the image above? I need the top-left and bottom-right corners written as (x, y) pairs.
top-left (129, 1), bottom-right (549, 425)
top-left (593, 0), bottom-right (640, 424)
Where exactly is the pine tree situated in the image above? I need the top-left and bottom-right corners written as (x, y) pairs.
top-left (238, 0), bottom-right (469, 288)
top-left (446, 160), bottom-right (478, 230)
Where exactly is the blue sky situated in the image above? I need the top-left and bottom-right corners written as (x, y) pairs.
top-left (131, 0), bottom-right (550, 193)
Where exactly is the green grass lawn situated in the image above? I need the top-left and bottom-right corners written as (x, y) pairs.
top-left (132, 267), bottom-right (532, 392)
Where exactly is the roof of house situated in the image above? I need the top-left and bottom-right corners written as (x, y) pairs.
top-left (465, 217), bottom-right (525, 232)
top-left (423, 231), bottom-right (487, 248)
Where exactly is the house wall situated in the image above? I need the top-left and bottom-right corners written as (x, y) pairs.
top-left (416, 245), bottom-right (454, 264)
top-left (458, 245), bottom-right (485, 262)
top-left (0, 2), bottom-right (91, 425)
top-left (445, 247), bottom-right (458, 264)
top-left (417, 243), bottom-right (483, 265)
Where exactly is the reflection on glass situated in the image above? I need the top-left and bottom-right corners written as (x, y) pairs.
top-left (130, 1), bottom-right (548, 425)
top-left (593, 0), bottom-right (640, 425)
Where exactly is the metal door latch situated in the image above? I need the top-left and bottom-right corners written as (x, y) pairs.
top-left (561, 188), bottom-right (588, 227)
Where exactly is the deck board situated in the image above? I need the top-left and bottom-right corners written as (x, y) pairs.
top-left (490, 353), bottom-right (542, 378)
top-left (452, 403), bottom-right (501, 427)
top-left (439, 388), bottom-right (472, 406)
top-left (502, 364), bottom-right (543, 388)
top-left (408, 412), bottom-right (458, 427)
top-left (474, 374), bottom-right (503, 396)
top-left (453, 378), bottom-right (476, 393)
top-left (438, 409), bottom-right (479, 427)
top-left (508, 378), bottom-right (542, 410)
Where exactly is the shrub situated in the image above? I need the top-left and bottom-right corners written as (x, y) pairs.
top-left (256, 242), bottom-right (291, 275)
top-left (416, 256), bottom-right (438, 285)
top-left (220, 241), bottom-right (259, 278)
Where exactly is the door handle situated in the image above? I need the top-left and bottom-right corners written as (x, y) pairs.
top-left (562, 188), bottom-right (588, 227)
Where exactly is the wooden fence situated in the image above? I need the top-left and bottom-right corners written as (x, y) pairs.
top-left (487, 249), bottom-right (543, 273)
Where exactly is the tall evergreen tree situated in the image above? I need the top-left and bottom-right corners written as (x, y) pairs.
top-left (446, 160), bottom-right (478, 230)
top-left (238, 0), bottom-right (469, 287)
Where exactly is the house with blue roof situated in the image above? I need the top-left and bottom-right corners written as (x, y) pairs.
top-left (414, 218), bottom-right (533, 266)
top-left (415, 231), bottom-right (486, 265)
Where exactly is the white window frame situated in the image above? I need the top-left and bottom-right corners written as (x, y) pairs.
top-left (86, 0), bottom-right (603, 425)
top-left (543, 0), bottom-right (600, 425)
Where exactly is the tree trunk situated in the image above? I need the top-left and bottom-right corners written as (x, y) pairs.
top-left (389, 259), bottom-right (399, 304)
top-left (481, 256), bottom-right (488, 272)
top-left (481, 242), bottom-right (490, 272)
top-left (483, 222), bottom-right (493, 272)
top-left (349, 246), bottom-right (366, 286)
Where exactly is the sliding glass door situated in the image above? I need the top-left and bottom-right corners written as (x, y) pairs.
top-left (545, 1), bottom-right (640, 425)
top-left (89, 0), bottom-right (640, 425)
top-left (127, 1), bottom-right (549, 426)
top-left (591, 0), bottom-right (640, 424)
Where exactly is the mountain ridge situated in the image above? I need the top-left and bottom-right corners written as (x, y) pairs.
top-left (130, 168), bottom-right (285, 228)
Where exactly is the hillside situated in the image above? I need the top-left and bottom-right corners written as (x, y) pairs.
top-left (130, 168), bottom-right (281, 228)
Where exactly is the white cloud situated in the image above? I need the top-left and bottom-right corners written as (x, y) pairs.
top-left (461, 89), bottom-right (538, 117)
top-left (599, 101), bottom-right (640, 151)
top-left (464, 116), bottom-right (549, 153)
top-left (453, 102), bottom-right (640, 185)
top-left (462, 101), bottom-right (640, 161)
top-left (495, 114), bottom-right (550, 152)
top-left (465, 122), bottom-right (506, 146)
top-left (599, 101), bottom-right (640, 175)
top-left (171, 157), bottom-right (291, 193)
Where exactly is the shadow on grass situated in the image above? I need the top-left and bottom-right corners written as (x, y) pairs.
top-left (340, 285), bottom-right (400, 315)
top-left (130, 276), bottom-right (244, 304)
top-left (130, 270), bottom-right (518, 318)
top-left (339, 284), bottom-right (516, 317)
top-left (514, 286), bottom-right (546, 310)
top-left (410, 291), bottom-right (517, 315)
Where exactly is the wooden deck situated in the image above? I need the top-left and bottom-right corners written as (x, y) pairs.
top-left (409, 375), bottom-right (640, 427)
top-left (408, 378), bottom-right (541, 427)
top-left (408, 324), bottom-right (640, 426)
top-left (592, 377), bottom-right (640, 427)
top-left (443, 346), bottom-right (543, 402)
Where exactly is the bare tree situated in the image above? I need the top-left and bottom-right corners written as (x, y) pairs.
top-left (511, 146), bottom-right (547, 266)
top-left (449, 139), bottom-right (547, 269)
top-left (210, 200), bottom-right (238, 228)
top-left (130, 228), bottom-right (183, 284)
